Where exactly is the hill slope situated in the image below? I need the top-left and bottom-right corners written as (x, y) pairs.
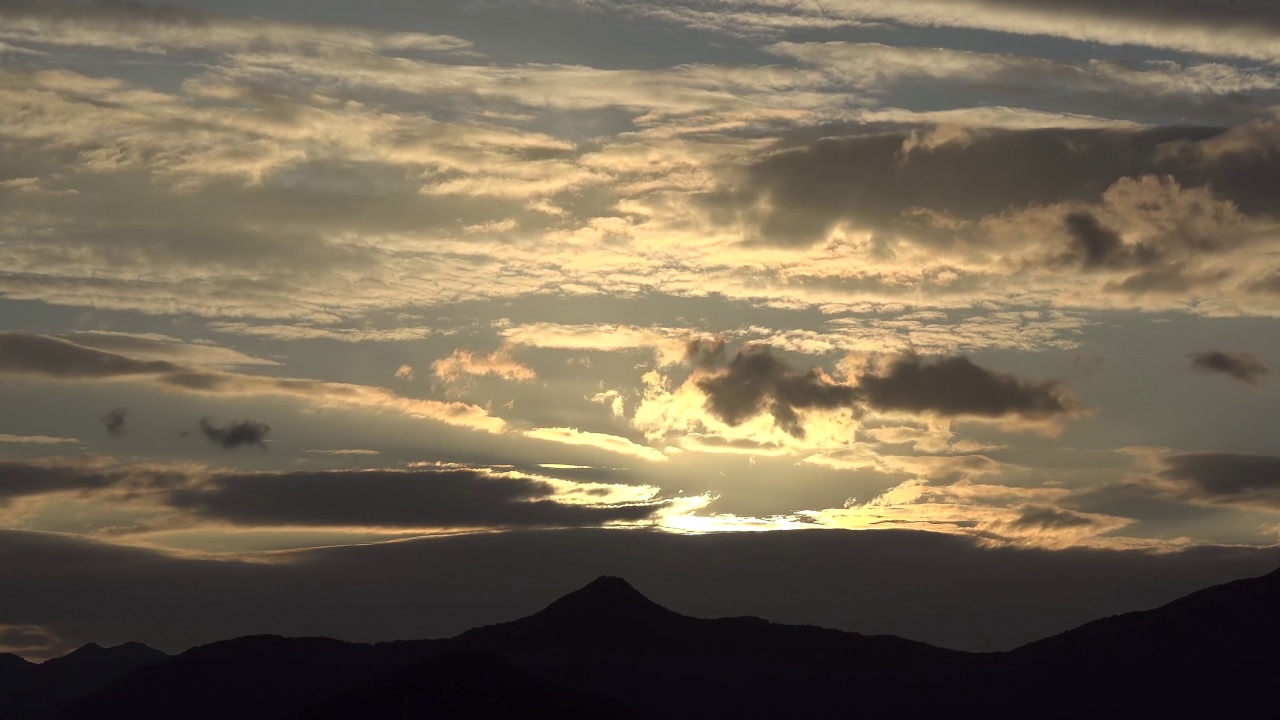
top-left (54, 566), bottom-right (1280, 719)
top-left (1, 642), bottom-right (168, 720)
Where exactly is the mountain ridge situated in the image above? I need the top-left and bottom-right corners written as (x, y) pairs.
top-left (0, 641), bottom-right (168, 720)
top-left (28, 566), bottom-right (1280, 719)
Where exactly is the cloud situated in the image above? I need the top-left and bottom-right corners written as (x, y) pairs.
top-left (856, 355), bottom-right (1084, 422)
top-left (0, 333), bottom-right (506, 434)
top-left (1063, 211), bottom-right (1156, 271)
top-left (165, 467), bottom-right (666, 529)
top-left (0, 434), bottom-right (79, 445)
top-left (198, 418), bottom-right (270, 450)
top-left (767, 40), bottom-right (1279, 101)
top-left (1189, 350), bottom-right (1269, 384)
top-left (0, 623), bottom-right (68, 661)
top-left (305, 449), bottom-right (380, 456)
top-left (500, 324), bottom-right (693, 366)
top-left (1146, 452), bottom-right (1280, 511)
top-left (432, 348), bottom-right (536, 383)
top-left (394, 365), bottom-right (415, 381)
top-left (696, 345), bottom-right (861, 438)
top-left (632, 0), bottom-right (1280, 64)
top-left (522, 427), bottom-right (669, 462)
top-left (0, 457), bottom-right (671, 533)
top-left (102, 407), bottom-right (127, 437)
top-left (636, 345), bottom-right (1083, 450)
top-left (1010, 506), bottom-right (1105, 531)
top-left (685, 337), bottom-right (727, 371)
top-left (694, 347), bottom-right (1081, 438)
top-left (0, 333), bottom-right (180, 378)
top-left (211, 324), bottom-right (436, 343)
top-left (808, 476), bottom-right (1136, 550)
top-left (0, 460), bottom-right (120, 504)
top-left (0, 0), bottom-right (473, 56)
top-left (717, 125), bottom-right (1277, 250)
top-left (1, 47), bottom-right (1276, 329)
top-left (62, 332), bottom-right (277, 367)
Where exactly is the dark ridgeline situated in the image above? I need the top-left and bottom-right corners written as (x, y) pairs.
top-left (1004, 564), bottom-right (1280, 717)
top-left (0, 653), bottom-right (36, 705)
top-left (0, 642), bottom-right (168, 720)
top-left (16, 567), bottom-right (1280, 719)
top-left (298, 651), bottom-right (640, 720)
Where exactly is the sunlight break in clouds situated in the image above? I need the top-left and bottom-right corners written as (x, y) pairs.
top-left (1, 0), bottom-right (1279, 563)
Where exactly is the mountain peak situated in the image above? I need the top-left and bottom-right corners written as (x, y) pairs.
top-left (583, 575), bottom-right (642, 595)
top-left (533, 576), bottom-right (680, 623)
top-left (42, 641), bottom-right (169, 669)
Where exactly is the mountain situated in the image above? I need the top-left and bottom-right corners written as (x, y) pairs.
top-left (454, 575), bottom-right (972, 718)
top-left (0, 653), bottom-right (36, 701)
top-left (56, 635), bottom-right (446, 720)
top-left (58, 576), bottom-right (971, 720)
top-left (297, 650), bottom-right (640, 720)
top-left (1, 642), bottom-right (168, 720)
top-left (51, 567), bottom-right (1280, 719)
top-left (1003, 565), bottom-right (1280, 718)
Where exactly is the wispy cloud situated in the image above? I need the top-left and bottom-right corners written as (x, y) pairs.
top-left (0, 433), bottom-right (79, 445)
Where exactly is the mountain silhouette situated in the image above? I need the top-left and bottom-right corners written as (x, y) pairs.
top-left (297, 650), bottom-right (640, 720)
top-left (529, 575), bottom-right (683, 624)
top-left (38, 567), bottom-right (1280, 719)
top-left (0, 653), bottom-right (36, 701)
top-left (452, 576), bottom-right (968, 718)
top-left (54, 576), bottom-right (965, 719)
top-left (0, 642), bottom-right (167, 720)
top-left (55, 635), bottom-right (446, 720)
top-left (1001, 564), bottom-right (1280, 717)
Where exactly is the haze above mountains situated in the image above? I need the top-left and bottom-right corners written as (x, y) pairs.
top-left (4, 568), bottom-right (1277, 720)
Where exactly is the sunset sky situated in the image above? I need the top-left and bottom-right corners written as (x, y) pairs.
top-left (4, 0), bottom-right (1280, 660)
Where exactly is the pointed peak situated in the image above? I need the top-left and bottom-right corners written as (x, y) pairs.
top-left (582, 575), bottom-right (641, 593)
top-left (565, 576), bottom-right (652, 605)
top-left (44, 642), bottom-right (167, 666)
top-left (534, 576), bottom-right (680, 623)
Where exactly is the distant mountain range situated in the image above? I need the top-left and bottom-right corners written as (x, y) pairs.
top-left (0, 642), bottom-right (168, 719)
top-left (5, 568), bottom-right (1278, 719)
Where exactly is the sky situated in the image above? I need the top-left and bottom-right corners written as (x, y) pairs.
top-left (3, 0), bottom-right (1280, 661)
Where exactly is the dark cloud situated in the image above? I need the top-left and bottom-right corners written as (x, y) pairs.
top-left (1189, 350), bottom-right (1269, 384)
top-left (685, 337), bottom-right (727, 371)
top-left (0, 459), bottom-right (662, 529)
top-left (696, 346), bottom-right (860, 437)
top-left (57, 332), bottom-right (273, 368)
top-left (1, 527), bottom-right (1279, 657)
top-left (166, 468), bottom-right (664, 529)
top-left (1157, 452), bottom-right (1280, 509)
top-left (857, 355), bottom-right (1082, 420)
top-left (198, 418), bottom-right (270, 450)
top-left (0, 333), bottom-right (179, 378)
top-left (962, 0), bottom-right (1280, 36)
top-left (1011, 507), bottom-right (1100, 531)
top-left (715, 124), bottom-right (1279, 248)
top-left (1062, 211), bottom-right (1159, 271)
top-left (694, 348), bottom-right (1081, 436)
top-left (1065, 211), bottom-right (1123, 269)
top-left (102, 407), bottom-right (127, 437)
top-left (1104, 264), bottom-right (1231, 296)
top-left (0, 461), bottom-right (184, 506)
top-left (0, 461), bottom-right (116, 504)
top-left (1244, 271), bottom-right (1280, 296)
